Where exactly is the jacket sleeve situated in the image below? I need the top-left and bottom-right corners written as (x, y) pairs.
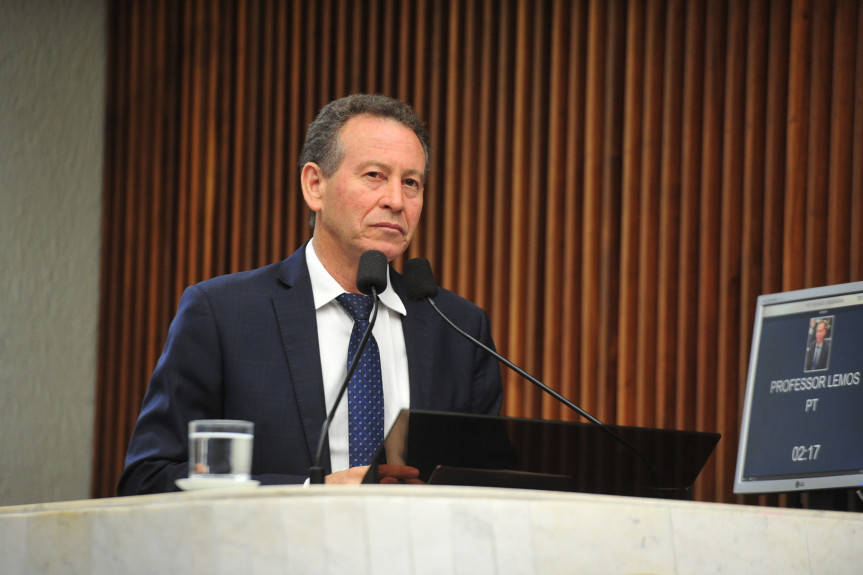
top-left (117, 285), bottom-right (225, 495)
top-left (117, 285), bottom-right (309, 495)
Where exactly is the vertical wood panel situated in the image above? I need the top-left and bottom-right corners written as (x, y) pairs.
top-left (636, 0), bottom-right (664, 428)
top-left (525, 2), bottom-right (552, 418)
top-left (504, 0), bottom-right (533, 416)
top-left (826, 0), bottom-right (858, 283)
top-left (741, 0), bottom-right (772, 508)
top-left (617, 0), bottom-right (644, 427)
top-left (473, 0), bottom-right (498, 314)
top-left (457, 0), bottom-right (478, 301)
top-left (805, 0), bottom-right (835, 286)
top-left (694, 0), bottom-right (727, 500)
top-left (675, 0), bottom-right (706, 435)
top-left (597, 0), bottom-right (626, 424)
top-left (755, 3), bottom-right (791, 504)
top-left (656, 0), bottom-right (685, 430)
top-left (541, 0), bottom-right (570, 420)
top-left (95, 0), bottom-right (863, 504)
top-left (784, 0), bottom-right (811, 289)
top-left (579, 0), bottom-right (606, 420)
top-left (715, 0), bottom-right (746, 502)
top-left (853, 5), bottom-right (863, 278)
top-left (762, 0), bottom-right (790, 293)
top-left (488, 0), bottom-right (514, 411)
top-left (558, 0), bottom-right (588, 421)
top-left (94, 0), bottom-right (122, 496)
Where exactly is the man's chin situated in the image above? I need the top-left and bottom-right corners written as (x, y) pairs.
top-left (362, 239), bottom-right (409, 262)
top-left (374, 247), bottom-right (402, 263)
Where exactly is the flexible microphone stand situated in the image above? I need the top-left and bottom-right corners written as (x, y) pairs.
top-left (308, 250), bottom-right (388, 484)
top-left (402, 257), bottom-right (660, 488)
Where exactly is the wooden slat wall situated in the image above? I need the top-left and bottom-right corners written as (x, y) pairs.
top-left (93, 0), bottom-right (863, 504)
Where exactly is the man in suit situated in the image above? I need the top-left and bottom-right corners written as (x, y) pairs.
top-left (804, 319), bottom-right (831, 372)
top-left (118, 94), bottom-right (503, 494)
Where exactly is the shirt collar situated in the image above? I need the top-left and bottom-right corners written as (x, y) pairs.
top-left (305, 241), bottom-right (406, 315)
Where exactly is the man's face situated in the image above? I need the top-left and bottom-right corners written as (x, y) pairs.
top-left (816, 322), bottom-right (827, 344)
top-left (304, 115), bottom-right (425, 263)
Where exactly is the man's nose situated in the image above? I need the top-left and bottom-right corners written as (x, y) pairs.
top-left (380, 180), bottom-right (405, 210)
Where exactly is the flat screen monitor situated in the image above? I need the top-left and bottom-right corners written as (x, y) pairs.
top-left (734, 281), bottom-right (863, 494)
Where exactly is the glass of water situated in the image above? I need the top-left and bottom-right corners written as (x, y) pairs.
top-left (188, 419), bottom-right (254, 481)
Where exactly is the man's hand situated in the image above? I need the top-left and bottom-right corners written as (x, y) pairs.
top-left (324, 464), bottom-right (422, 485)
top-left (376, 464), bottom-right (423, 485)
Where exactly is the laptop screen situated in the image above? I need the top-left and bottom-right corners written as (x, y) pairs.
top-left (734, 281), bottom-right (863, 494)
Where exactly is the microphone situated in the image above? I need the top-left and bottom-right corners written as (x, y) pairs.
top-left (309, 250), bottom-right (388, 484)
top-left (402, 257), bottom-right (659, 486)
top-left (356, 249), bottom-right (389, 295)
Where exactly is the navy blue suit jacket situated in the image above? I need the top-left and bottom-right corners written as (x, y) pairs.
top-left (118, 245), bottom-right (503, 494)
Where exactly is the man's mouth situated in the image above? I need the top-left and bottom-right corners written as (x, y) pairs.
top-left (373, 222), bottom-right (404, 234)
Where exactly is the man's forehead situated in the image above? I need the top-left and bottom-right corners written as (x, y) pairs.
top-left (339, 117), bottom-right (424, 158)
top-left (340, 114), bottom-right (417, 139)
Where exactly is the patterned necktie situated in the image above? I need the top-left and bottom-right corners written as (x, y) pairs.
top-left (336, 293), bottom-right (384, 467)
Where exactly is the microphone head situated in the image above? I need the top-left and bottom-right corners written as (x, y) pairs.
top-left (356, 250), bottom-right (389, 295)
top-left (403, 258), bottom-right (439, 301)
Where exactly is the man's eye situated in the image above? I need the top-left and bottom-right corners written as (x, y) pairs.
top-left (366, 172), bottom-right (383, 179)
top-left (404, 178), bottom-right (420, 188)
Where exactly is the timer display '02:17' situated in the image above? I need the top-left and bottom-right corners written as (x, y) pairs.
top-left (791, 444), bottom-right (821, 462)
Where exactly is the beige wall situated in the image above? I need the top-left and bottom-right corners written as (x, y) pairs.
top-left (0, 0), bottom-right (105, 506)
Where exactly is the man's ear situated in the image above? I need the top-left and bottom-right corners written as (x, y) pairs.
top-left (300, 162), bottom-right (325, 212)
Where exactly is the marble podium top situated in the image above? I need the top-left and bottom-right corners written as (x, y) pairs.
top-left (2, 485), bottom-right (861, 574)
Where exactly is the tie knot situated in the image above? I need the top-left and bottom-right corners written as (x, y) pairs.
top-left (337, 293), bottom-right (375, 321)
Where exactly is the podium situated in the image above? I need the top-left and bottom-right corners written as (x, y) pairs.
top-left (3, 484), bottom-right (862, 573)
top-left (364, 409), bottom-right (720, 499)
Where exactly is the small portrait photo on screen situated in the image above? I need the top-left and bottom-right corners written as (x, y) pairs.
top-left (803, 315), bottom-right (833, 372)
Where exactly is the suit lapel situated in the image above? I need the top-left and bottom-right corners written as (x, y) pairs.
top-left (392, 272), bottom-right (435, 409)
top-left (272, 247), bottom-right (328, 467)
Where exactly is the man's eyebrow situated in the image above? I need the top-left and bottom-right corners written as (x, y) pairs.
top-left (403, 167), bottom-right (425, 183)
top-left (357, 161), bottom-right (425, 181)
top-left (353, 160), bottom-right (388, 173)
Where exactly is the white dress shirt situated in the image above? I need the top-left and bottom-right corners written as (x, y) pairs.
top-left (306, 241), bottom-right (411, 472)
